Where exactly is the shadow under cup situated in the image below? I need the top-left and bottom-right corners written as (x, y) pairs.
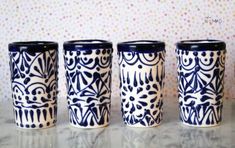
top-left (176, 40), bottom-right (226, 127)
top-left (118, 40), bottom-right (166, 127)
top-left (9, 41), bottom-right (59, 129)
top-left (63, 40), bottom-right (113, 128)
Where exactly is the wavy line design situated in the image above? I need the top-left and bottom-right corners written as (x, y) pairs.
top-left (64, 48), bottom-right (112, 128)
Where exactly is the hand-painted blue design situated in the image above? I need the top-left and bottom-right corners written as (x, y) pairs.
top-left (64, 48), bottom-right (112, 128)
top-left (118, 51), bottom-right (165, 127)
top-left (9, 46), bottom-right (58, 129)
top-left (176, 49), bottom-right (226, 126)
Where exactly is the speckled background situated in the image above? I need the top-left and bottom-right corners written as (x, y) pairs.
top-left (0, 0), bottom-right (234, 106)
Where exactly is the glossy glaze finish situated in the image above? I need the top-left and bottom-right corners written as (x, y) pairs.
top-left (118, 40), bottom-right (165, 127)
top-left (176, 40), bottom-right (226, 127)
top-left (63, 40), bottom-right (113, 128)
top-left (8, 41), bottom-right (58, 129)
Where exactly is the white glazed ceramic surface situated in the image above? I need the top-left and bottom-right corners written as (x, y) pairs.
top-left (9, 49), bottom-right (58, 129)
top-left (119, 51), bottom-right (165, 127)
top-left (64, 48), bottom-right (112, 128)
top-left (176, 49), bottom-right (226, 127)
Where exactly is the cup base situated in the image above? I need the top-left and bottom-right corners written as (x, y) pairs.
top-left (124, 121), bottom-right (162, 128)
top-left (181, 121), bottom-right (221, 128)
top-left (69, 122), bottom-right (109, 129)
top-left (15, 123), bottom-right (56, 129)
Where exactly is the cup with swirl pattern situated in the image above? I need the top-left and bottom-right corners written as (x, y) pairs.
top-left (8, 41), bottom-right (59, 129)
top-left (176, 39), bottom-right (226, 127)
top-left (63, 40), bottom-right (113, 128)
top-left (118, 40), bottom-right (166, 127)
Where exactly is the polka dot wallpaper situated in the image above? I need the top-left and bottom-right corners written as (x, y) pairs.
top-left (0, 1), bottom-right (234, 106)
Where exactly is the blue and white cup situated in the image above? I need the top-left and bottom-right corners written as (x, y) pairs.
top-left (118, 40), bottom-right (166, 127)
top-left (176, 40), bottom-right (226, 127)
top-left (63, 40), bottom-right (113, 128)
top-left (9, 41), bottom-right (59, 129)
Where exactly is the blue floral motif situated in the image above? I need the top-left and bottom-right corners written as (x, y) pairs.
top-left (64, 49), bottom-right (112, 128)
top-left (9, 51), bottom-right (36, 81)
top-left (176, 49), bottom-right (226, 126)
top-left (118, 51), bottom-right (165, 127)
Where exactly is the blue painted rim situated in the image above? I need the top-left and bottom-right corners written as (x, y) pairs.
top-left (63, 39), bottom-right (112, 51)
top-left (176, 39), bottom-right (226, 51)
top-left (117, 40), bottom-right (165, 53)
top-left (9, 41), bottom-right (58, 52)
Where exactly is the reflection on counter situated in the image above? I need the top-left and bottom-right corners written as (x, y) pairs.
top-left (58, 127), bottom-right (111, 148)
top-left (178, 126), bottom-right (225, 148)
top-left (16, 128), bottom-right (57, 148)
top-left (122, 127), bottom-right (158, 148)
top-left (0, 99), bottom-right (234, 148)
top-left (121, 125), bottom-right (230, 148)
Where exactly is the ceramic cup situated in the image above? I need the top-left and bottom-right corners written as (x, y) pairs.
top-left (8, 41), bottom-right (59, 129)
top-left (63, 40), bottom-right (113, 128)
top-left (176, 39), bottom-right (226, 127)
top-left (118, 40), bottom-right (166, 127)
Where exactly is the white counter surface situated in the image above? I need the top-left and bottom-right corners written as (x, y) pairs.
top-left (0, 98), bottom-right (234, 148)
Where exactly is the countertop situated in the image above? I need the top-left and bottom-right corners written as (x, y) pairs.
top-left (0, 98), bottom-right (234, 148)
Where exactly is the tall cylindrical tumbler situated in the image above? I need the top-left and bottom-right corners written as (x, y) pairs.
top-left (118, 40), bottom-right (166, 127)
top-left (63, 40), bottom-right (113, 128)
top-left (176, 40), bottom-right (226, 127)
top-left (9, 41), bottom-right (59, 129)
